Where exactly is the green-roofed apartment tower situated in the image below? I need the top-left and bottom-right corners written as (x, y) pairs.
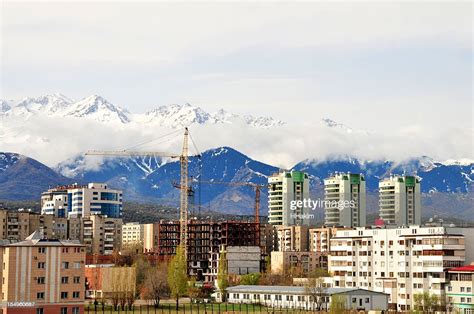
top-left (324, 173), bottom-right (367, 228)
top-left (379, 175), bottom-right (421, 226)
top-left (268, 170), bottom-right (310, 226)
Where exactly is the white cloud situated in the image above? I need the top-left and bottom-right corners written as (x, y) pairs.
top-left (0, 114), bottom-right (471, 169)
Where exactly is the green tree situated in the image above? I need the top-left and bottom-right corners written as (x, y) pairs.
top-left (167, 244), bottom-right (188, 310)
top-left (217, 250), bottom-right (229, 301)
top-left (187, 278), bottom-right (201, 303)
top-left (329, 294), bottom-right (346, 314)
top-left (240, 273), bottom-right (261, 285)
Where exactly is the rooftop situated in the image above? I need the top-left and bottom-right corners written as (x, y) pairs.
top-left (227, 285), bottom-right (388, 296)
top-left (0, 230), bottom-right (83, 247)
top-left (448, 265), bottom-right (474, 273)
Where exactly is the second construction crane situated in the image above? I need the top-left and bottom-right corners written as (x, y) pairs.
top-left (86, 127), bottom-right (191, 254)
top-left (199, 180), bottom-right (268, 224)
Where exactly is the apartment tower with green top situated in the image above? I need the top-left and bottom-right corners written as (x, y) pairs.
top-left (324, 172), bottom-right (367, 227)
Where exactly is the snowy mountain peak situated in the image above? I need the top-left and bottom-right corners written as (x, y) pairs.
top-left (2, 94), bottom-right (286, 129)
top-left (212, 109), bottom-right (239, 123)
top-left (144, 103), bottom-right (212, 127)
top-left (243, 115), bottom-right (285, 128)
top-left (0, 100), bottom-right (11, 113)
top-left (63, 95), bottom-right (130, 124)
top-left (321, 118), bottom-right (354, 133)
top-left (5, 93), bottom-right (73, 117)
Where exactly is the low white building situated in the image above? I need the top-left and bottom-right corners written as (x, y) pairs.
top-left (226, 285), bottom-right (389, 311)
top-left (122, 222), bottom-right (144, 247)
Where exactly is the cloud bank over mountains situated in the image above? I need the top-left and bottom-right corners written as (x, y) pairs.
top-left (0, 94), bottom-right (471, 169)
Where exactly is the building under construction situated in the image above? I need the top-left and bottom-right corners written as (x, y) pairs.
top-left (143, 220), bottom-right (268, 282)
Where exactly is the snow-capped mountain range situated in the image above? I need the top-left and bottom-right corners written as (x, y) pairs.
top-left (0, 93), bottom-right (285, 128)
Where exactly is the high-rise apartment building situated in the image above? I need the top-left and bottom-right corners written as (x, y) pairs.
top-left (324, 173), bottom-right (366, 227)
top-left (268, 170), bottom-right (310, 226)
top-left (0, 231), bottom-right (85, 314)
top-left (41, 183), bottom-right (123, 218)
top-left (328, 225), bottom-right (474, 311)
top-left (83, 215), bottom-right (122, 255)
top-left (379, 175), bottom-right (421, 226)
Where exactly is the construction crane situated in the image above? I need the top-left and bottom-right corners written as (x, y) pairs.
top-left (198, 180), bottom-right (268, 224)
top-left (85, 127), bottom-right (191, 255)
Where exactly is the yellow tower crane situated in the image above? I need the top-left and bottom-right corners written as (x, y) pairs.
top-left (85, 127), bottom-right (190, 255)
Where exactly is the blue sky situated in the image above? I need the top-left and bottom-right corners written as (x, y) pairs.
top-left (1, 1), bottom-right (472, 132)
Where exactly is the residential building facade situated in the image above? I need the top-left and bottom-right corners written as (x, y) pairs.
top-left (271, 251), bottom-right (319, 275)
top-left (446, 264), bottom-right (474, 314)
top-left (324, 173), bottom-right (366, 228)
top-left (83, 215), bottom-right (122, 255)
top-left (122, 222), bottom-right (144, 247)
top-left (268, 171), bottom-right (310, 226)
top-left (276, 225), bottom-right (309, 252)
top-left (41, 183), bottom-right (123, 218)
top-left (379, 175), bottom-right (421, 226)
top-left (0, 231), bottom-right (85, 314)
top-left (328, 226), bottom-right (474, 311)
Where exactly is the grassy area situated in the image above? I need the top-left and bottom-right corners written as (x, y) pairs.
top-left (84, 303), bottom-right (314, 313)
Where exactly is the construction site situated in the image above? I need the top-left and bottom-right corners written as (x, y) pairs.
top-left (86, 128), bottom-right (273, 283)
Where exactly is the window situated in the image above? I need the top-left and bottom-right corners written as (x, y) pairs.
top-left (73, 291), bottom-right (80, 298)
top-left (60, 308), bottom-right (68, 314)
top-left (38, 247), bottom-right (46, 254)
top-left (61, 277), bottom-right (68, 284)
top-left (37, 277), bottom-right (45, 284)
top-left (73, 276), bottom-right (80, 284)
top-left (37, 292), bottom-right (45, 299)
top-left (62, 262), bottom-right (69, 269)
top-left (36, 309), bottom-right (44, 314)
top-left (73, 262), bottom-right (81, 269)
top-left (61, 292), bottom-right (68, 299)
top-left (38, 262), bottom-right (45, 269)
top-left (365, 298), bottom-right (370, 303)
top-left (72, 308), bottom-right (80, 314)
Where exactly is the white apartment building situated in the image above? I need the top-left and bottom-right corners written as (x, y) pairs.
top-left (268, 171), bottom-right (310, 226)
top-left (122, 222), bottom-right (145, 247)
top-left (446, 264), bottom-right (474, 314)
top-left (328, 225), bottom-right (474, 311)
top-left (42, 183), bottom-right (123, 218)
top-left (41, 193), bottom-right (68, 217)
top-left (379, 175), bottom-right (421, 226)
top-left (324, 173), bottom-right (366, 228)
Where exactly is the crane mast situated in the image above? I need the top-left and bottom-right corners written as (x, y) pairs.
top-left (86, 127), bottom-right (191, 257)
top-left (180, 128), bottom-right (189, 252)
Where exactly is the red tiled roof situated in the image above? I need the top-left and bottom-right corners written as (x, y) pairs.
top-left (448, 265), bottom-right (474, 272)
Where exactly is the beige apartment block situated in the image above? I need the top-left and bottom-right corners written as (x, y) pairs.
top-left (271, 251), bottom-right (319, 275)
top-left (276, 225), bottom-right (309, 252)
top-left (0, 231), bottom-right (85, 314)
